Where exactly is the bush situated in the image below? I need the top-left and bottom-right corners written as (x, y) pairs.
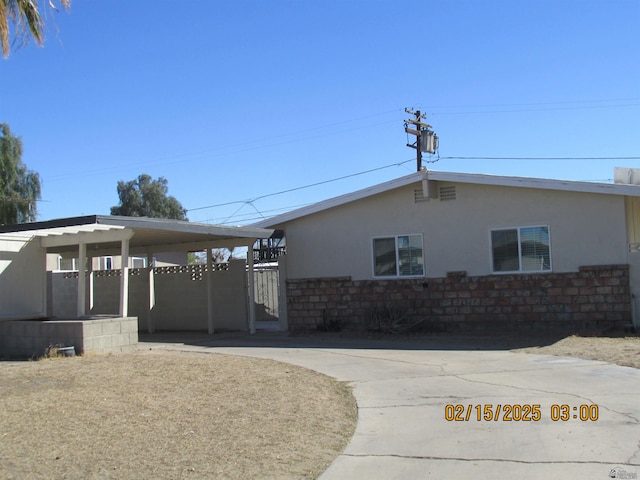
top-left (366, 303), bottom-right (424, 334)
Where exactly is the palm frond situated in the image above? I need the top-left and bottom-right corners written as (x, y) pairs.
top-left (17, 0), bottom-right (44, 44)
top-left (0, 0), bottom-right (11, 57)
top-left (1, 0), bottom-right (69, 58)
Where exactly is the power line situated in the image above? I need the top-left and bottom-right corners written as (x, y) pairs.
top-left (188, 155), bottom-right (639, 213)
top-left (440, 156), bottom-right (640, 160)
top-left (416, 98), bottom-right (640, 115)
top-left (187, 158), bottom-right (416, 213)
top-left (43, 99), bottom-right (636, 184)
top-left (44, 110), bottom-right (404, 184)
top-left (428, 98), bottom-right (639, 107)
top-left (191, 202), bottom-right (314, 225)
top-left (187, 153), bottom-right (640, 224)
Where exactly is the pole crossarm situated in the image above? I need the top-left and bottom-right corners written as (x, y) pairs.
top-left (404, 107), bottom-right (438, 171)
top-left (404, 108), bottom-right (426, 171)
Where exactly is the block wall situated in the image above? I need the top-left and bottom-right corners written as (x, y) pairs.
top-left (286, 265), bottom-right (632, 334)
top-left (0, 317), bottom-right (138, 358)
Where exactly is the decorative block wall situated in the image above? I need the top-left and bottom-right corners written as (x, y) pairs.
top-left (47, 261), bottom-right (252, 332)
top-left (286, 265), bottom-right (631, 335)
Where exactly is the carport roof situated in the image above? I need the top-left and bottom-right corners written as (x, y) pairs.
top-left (0, 215), bottom-right (273, 255)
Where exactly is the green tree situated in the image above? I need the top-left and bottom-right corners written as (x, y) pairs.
top-left (111, 174), bottom-right (188, 220)
top-left (1, 0), bottom-right (70, 58)
top-left (0, 123), bottom-right (41, 224)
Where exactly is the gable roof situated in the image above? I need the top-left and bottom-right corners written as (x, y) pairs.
top-left (252, 170), bottom-right (640, 228)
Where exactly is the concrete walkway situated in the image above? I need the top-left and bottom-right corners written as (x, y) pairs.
top-left (140, 333), bottom-right (640, 480)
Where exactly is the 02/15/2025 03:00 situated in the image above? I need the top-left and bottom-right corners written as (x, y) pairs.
top-left (444, 404), bottom-right (599, 422)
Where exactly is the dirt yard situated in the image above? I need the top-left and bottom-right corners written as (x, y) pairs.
top-left (0, 334), bottom-right (638, 480)
top-left (0, 349), bottom-right (356, 480)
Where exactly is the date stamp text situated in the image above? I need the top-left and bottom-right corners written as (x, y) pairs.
top-left (444, 404), bottom-right (599, 422)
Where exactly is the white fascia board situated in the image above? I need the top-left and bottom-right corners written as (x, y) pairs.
top-left (425, 171), bottom-right (640, 196)
top-left (129, 238), bottom-right (258, 255)
top-left (252, 172), bottom-right (423, 228)
top-left (89, 239), bottom-right (259, 257)
top-left (98, 215), bottom-right (273, 239)
top-left (1, 223), bottom-right (122, 241)
top-left (0, 232), bottom-right (39, 241)
top-left (29, 224), bottom-right (122, 238)
top-left (253, 169), bottom-right (640, 228)
top-left (40, 227), bottom-right (135, 248)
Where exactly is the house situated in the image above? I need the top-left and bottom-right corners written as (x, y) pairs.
top-left (0, 215), bottom-right (273, 357)
top-left (47, 251), bottom-right (186, 271)
top-left (253, 168), bottom-right (640, 335)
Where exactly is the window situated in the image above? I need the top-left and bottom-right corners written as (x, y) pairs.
top-left (491, 226), bottom-right (551, 273)
top-left (58, 256), bottom-right (76, 271)
top-left (373, 234), bottom-right (424, 277)
top-left (131, 257), bottom-right (147, 268)
top-left (98, 256), bottom-right (113, 270)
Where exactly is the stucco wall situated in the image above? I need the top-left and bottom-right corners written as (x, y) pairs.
top-left (281, 181), bottom-right (628, 280)
top-left (0, 236), bottom-right (46, 319)
top-left (45, 251), bottom-right (186, 270)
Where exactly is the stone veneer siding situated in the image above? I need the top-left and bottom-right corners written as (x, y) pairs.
top-left (286, 265), bottom-right (631, 334)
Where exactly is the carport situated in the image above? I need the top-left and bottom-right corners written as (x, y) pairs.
top-left (0, 215), bottom-right (273, 356)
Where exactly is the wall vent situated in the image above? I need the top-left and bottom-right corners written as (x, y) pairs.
top-left (414, 188), bottom-right (430, 203)
top-left (439, 186), bottom-right (457, 201)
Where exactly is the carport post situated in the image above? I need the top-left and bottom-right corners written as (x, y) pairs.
top-left (248, 243), bottom-right (256, 334)
top-left (207, 246), bottom-right (215, 334)
top-left (119, 238), bottom-right (130, 317)
top-left (147, 250), bottom-right (155, 333)
top-left (77, 242), bottom-right (87, 317)
top-left (87, 255), bottom-right (94, 312)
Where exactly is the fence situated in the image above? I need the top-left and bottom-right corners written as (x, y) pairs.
top-left (254, 264), bottom-right (279, 321)
top-left (47, 260), bottom-right (252, 332)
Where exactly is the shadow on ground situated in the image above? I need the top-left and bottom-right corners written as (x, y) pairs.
top-left (139, 330), bottom-right (576, 352)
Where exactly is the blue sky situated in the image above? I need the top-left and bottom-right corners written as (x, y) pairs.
top-left (1, 0), bottom-right (638, 225)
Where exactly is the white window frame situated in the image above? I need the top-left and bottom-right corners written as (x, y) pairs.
top-left (372, 234), bottom-right (425, 279)
top-left (131, 257), bottom-right (147, 268)
top-left (490, 225), bottom-right (552, 274)
top-left (57, 256), bottom-right (77, 271)
top-left (98, 256), bottom-right (113, 270)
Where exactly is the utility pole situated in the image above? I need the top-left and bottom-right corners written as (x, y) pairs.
top-left (404, 108), bottom-right (437, 171)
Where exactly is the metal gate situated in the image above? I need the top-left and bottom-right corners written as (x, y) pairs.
top-left (254, 264), bottom-right (279, 321)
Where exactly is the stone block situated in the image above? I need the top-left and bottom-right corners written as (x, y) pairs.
top-left (82, 322), bottom-right (102, 337)
top-left (120, 318), bottom-right (138, 333)
top-left (91, 335), bottom-right (113, 350)
top-left (112, 333), bottom-right (131, 347)
top-left (100, 319), bottom-right (121, 335)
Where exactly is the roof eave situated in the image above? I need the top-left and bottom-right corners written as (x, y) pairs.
top-left (252, 170), bottom-right (640, 228)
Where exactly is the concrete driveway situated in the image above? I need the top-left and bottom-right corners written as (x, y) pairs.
top-left (141, 333), bottom-right (640, 480)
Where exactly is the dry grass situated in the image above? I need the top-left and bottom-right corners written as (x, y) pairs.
top-left (2, 333), bottom-right (638, 480)
top-left (516, 334), bottom-right (640, 369)
top-left (0, 350), bottom-right (357, 480)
